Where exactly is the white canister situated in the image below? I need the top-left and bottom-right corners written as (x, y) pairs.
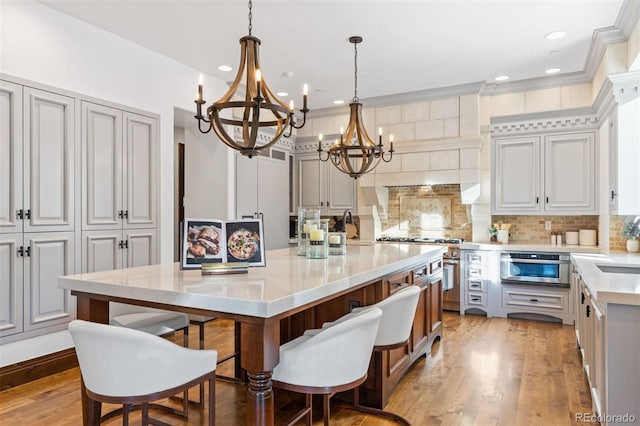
top-left (579, 229), bottom-right (597, 246)
top-left (565, 231), bottom-right (579, 245)
top-left (497, 230), bottom-right (509, 244)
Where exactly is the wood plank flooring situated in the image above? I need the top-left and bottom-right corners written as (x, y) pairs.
top-left (0, 313), bottom-right (596, 425)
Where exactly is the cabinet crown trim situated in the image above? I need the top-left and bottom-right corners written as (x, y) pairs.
top-left (491, 114), bottom-right (598, 136)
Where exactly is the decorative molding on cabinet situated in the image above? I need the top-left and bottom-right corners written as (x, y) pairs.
top-left (232, 125), bottom-right (294, 151)
top-left (490, 114), bottom-right (598, 136)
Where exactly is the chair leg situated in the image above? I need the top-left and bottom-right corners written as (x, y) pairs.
top-left (199, 321), bottom-right (206, 408)
top-left (351, 386), bottom-right (411, 425)
top-left (122, 404), bottom-right (130, 426)
top-left (305, 394), bottom-right (312, 426)
top-left (323, 394), bottom-right (331, 426)
top-left (141, 403), bottom-right (148, 426)
top-left (208, 375), bottom-right (216, 426)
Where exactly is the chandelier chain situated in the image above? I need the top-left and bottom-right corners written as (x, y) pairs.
top-left (248, 0), bottom-right (253, 36)
top-left (353, 42), bottom-right (359, 102)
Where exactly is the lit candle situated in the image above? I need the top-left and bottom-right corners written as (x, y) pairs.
top-left (329, 235), bottom-right (341, 245)
top-left (255, 69), bottom-right (262, 98)
top-left (390, 134), bottom-right (394, 143)
top-left (289, 100), bottom-right (295, 112)
top-left (303, 84), bottom-right (308, 109)
top-left (303, 223), bottom-right (317, 233)
top-left (310, 229), bottom-right (325, 241)
top-left (197, 74), bottom-right (203, 101)
top-left (318, 133), bottom-right (323, 142)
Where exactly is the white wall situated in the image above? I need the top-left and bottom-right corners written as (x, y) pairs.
top-left (0, 0), bottom-right (230, 264)
top-left (0, 0), bottom-right (230, 366)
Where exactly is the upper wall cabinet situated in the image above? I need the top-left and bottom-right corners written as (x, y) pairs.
top-left (82, 101), bottom-right (157, 231)
top-left (297, 154), bottom-right (356, 215)
top-left (493, 131), bottom-right (596, 215)
top-left (609, 100), bottom-right (640, 215)
top-left (1, 82), bottom-right (75, 234)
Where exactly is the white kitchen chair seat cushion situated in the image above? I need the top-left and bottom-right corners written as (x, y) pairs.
top-left (272, 306), bottom-right (382, 389)
top-left (69, 319), bottom-right (217, 398)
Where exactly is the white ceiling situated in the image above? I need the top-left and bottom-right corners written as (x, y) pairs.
top-left (40, 0), bottom-right (630, 112)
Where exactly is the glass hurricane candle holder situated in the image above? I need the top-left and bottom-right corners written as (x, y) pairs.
top-left (297, 207), bottom-right (320, 256)
top-left (328, 232), bottom-right (346, 255)
top-left (307, 219), bottom-right (329, 259)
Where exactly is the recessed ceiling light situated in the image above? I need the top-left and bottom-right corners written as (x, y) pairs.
top-left (494, 75), bottom-right (510, 82)
top-left (548, 50), bottom-right (560, 55)
top-left (545, 31), bottom-right (566, 40)
top-left (276, 92), bottom-right (288, 97)
top-left (333, 100), bottom-right (345, 105)
top-left (545, 68), bottom-right (561, 74)
top-left (218, 65), bottom-right (232, 72)
top-left (282, 71), bottom-right (295, 78)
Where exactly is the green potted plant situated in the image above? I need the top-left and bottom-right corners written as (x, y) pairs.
top-left (622, 222), bottom-right (639, 253)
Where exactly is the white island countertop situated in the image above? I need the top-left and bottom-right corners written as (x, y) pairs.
top-left (59, 244), bottom-right (445, 318)
top-left (571, 252), bottom-right (640, 305)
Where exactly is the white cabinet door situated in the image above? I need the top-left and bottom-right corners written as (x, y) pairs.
top-left (236, 155), bottom-right (289, 249)
top-left (82, 102), bottom-right (122, 231)
top-left (82, 230), bottom-right (123, 273)
top-left (0, 234), bottom-right (23, 337)
top-left (298, 156), bottom-right (356, 214)
top-left (257, 158), bottom-right (289, 249)
top-left (23, 88), bottom-right (75, 233)
top-left (493, 136), bottom-right (541, 213)
top-left (298, 157), bottom-right (323, 209)
top-left (327, 164), bottom-right (356, 212)
top-left (236, 154), bottom-right (259, 218)
top-left (544, 133), bottom-right (595, 213)
top-left (0, 81), bottom-right (22, 234)
top-left (124, 112), bottom-right (157, 229)
top-left (609, 100), bottom-right (640, 214)
top-left (23, 232), bottom-right (74, 331)
top-left (125, 229), bottom-right (157, 267)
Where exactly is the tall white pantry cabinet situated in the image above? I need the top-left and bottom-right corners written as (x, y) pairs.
top-left (0, 76), bottom-right (159, 344)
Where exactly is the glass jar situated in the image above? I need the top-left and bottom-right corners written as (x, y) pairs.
top-left (307, 218), bottom-right (329, 259)
top-left (297, 207), bottom-right (320, 256)
top-left (328, 231), bottom-right (346, 255)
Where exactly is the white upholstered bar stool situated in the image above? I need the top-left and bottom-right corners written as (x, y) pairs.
top-left (272, 307), bottom-right (382, 426)
top-left (318, 284), bottom-right (421, 425)
top-left (69, 320), bottom-right (217, 426)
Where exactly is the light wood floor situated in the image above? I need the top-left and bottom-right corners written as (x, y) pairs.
top-left (0, 313), bottom-right (595, 425)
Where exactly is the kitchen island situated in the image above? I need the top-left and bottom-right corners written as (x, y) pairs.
top-left (571, 252), bottom-right (640, 425)
top-left (59, 243), bottom-right (445, 425)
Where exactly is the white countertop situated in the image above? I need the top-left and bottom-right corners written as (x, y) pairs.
top-left (461, 242), bottom-right (602, 254)
top-left (571, 252), bottom-right (640, 305)
top-left (59, 244), bottom-right (445, 318)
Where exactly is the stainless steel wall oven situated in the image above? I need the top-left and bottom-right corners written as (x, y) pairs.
top-left (500, 252), bottom-right (570, 287)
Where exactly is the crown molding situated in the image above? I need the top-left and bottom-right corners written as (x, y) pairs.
top-left (232, 126), bottom-right (295, 152)
top-left (617, 0), bottom-right (640, 39)
top-left (481, 71), bottom-right (591, 96)
top-left (309, 82), bottom-right (485, 118)
top-left (490, 110), bottom-right (598, 136)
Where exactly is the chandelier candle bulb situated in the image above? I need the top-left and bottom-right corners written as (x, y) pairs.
top-left (289, 100), bottom-right (294, 112)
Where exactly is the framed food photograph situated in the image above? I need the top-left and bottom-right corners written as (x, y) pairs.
top-left (181, 219), bottom-right (225, 269)
top-left (181, 218), bottom-right (266, 269)
top-left (225, 219), bottom-right (265, 267)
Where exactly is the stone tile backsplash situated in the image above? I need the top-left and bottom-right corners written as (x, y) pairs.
top-left (381, 184), bottom-right (473, 241)
top-left (609, 215), bottom-right (628, 251)
top-left (491, 215), bottom-right (599, 244)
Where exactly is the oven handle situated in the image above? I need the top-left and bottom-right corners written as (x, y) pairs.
top-left (501, 258), bottom-right (567, 265)
top-left (443, 259), bottom-right (459, 265)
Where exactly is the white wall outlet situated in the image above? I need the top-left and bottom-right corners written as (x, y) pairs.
top-left (545, 220), bottom-right (551, 230)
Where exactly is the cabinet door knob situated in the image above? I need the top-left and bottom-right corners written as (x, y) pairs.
top-left (17, 246), bottom-right (24, 257)
top-left (17, 209), bottom-right (24, 220)
top-left (586, 305), bottom-right (590, 317)
top-left (25, 246), bottom-right (31, 257)
top-left (536, 197), bottom-right (539, 204)
top-left (581, 292), bottom-right (585, 304)
top-left (546, 197), bottom-right (549, 204)
top-left (611, 190), bottom-right (616, 200)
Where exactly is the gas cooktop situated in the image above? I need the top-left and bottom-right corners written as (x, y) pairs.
top-left (376, 237), bottom-right (464, 244)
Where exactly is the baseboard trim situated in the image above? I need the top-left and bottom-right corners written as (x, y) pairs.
top-left (0, 348), bottom-right (78, 391)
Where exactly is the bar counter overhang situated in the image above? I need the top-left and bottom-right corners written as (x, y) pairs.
top-left (59, 244), bottom-right (445, 425)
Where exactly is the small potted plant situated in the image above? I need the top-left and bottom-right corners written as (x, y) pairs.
top-left (622, 222), bottom-right (639, 253)
top-left (488, 225), bottom-right (498, 243)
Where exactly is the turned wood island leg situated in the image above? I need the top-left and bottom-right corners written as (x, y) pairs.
top-left (241, 318), bottom-right (280, 425)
